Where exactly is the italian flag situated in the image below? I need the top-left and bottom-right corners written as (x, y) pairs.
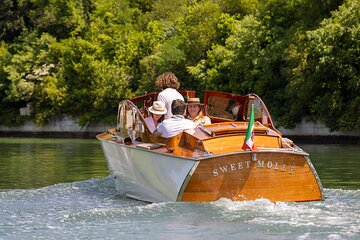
top-left (242, 104), bottom-right (257, 151)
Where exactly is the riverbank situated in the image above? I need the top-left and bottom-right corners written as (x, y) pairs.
top-left (277, 119), bottom-right (360, 144)
top-left (0, 117), bottom-right (108, 139)
top-left (0, 117), bottom-right (359, 144)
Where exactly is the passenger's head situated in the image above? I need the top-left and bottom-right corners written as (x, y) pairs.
top-left (155, 72), bottom-right (180, 90)
top-left (187, 98), bottom-right (203, 118)
top-left (149, 101), bottom-right (166, 122)
top-left (186, 98), bottom-right (203, 119)
top-left (171, 99), bottom-right (186, 116)
top-left (149, 101), bottom-right (167, 115)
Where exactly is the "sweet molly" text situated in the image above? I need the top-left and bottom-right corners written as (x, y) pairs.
top-left (212, 159), bottom-right (295, 177)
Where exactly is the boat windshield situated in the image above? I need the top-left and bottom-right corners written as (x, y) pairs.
top-left (117, 100), bottom-right (145, 134)
top-left (204, 90), bottom-right (275, 129)
top-left (245, 98), bottom-right (270, 125)
top-left (207, 96), bottom-right (241, 120)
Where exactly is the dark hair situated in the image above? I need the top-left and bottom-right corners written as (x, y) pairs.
top-left (155, 72), bottom-right (180, 90)
top-left (171, 99), bottom-right (186, 115)
top-left (150, 112), bottom-right (165, 123)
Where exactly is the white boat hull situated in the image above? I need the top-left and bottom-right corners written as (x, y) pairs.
top-left (99, 139), bottom-right (197, 202)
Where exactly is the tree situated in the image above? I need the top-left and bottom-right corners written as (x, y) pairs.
top-left (0, 0), bottom-right (357, 132)
top-left (28, 0), bottom-right (89, 38)
top-left (287, 0), bottom-right (360, 131)
top-left (0, 0), bottom-right (32, 41)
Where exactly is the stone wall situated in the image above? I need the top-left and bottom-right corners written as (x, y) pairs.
top-left (278, 119), bottom-right (360, 137)
top-left (0, 116), bottom-right (111, 138)
top-left (277, 119), bottom-right (360, 144)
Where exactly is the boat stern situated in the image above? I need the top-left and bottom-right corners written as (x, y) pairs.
top-left (177, 150), bottom-right (325, 202)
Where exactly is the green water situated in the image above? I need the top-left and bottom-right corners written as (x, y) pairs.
top-left (299, 144), bottom-right (360, 190)
top-left (1, 138), bottom-right (359, 240)
top-left (0, 138), bottom-right (108, 189)
top-left (0, 138), bottom-right (359, 190)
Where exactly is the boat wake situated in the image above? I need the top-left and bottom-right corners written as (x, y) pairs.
top-left (1, 178), bottom-right (359, 240)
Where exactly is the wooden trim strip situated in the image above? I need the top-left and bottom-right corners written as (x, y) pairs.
top-left (304, 156), bottom-right (325, 200)
top-left (177, 161), bottom-right (200, 201)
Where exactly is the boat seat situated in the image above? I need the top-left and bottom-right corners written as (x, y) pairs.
top-left (166, 133), bottom-right (182, 151)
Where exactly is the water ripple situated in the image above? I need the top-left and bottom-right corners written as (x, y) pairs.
top-left (1, 179), bottom-right (359, 240)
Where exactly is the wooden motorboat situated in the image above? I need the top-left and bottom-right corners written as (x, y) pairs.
top-left (97, 90), bottom-right (324, 203)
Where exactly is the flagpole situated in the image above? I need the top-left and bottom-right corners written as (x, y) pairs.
top-left (242, 103), bottom-right (256, 151)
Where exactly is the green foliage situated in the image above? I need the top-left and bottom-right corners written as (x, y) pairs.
top-left (141, 0), bottom-right (188, 22)
top-left (0, 0), bottom-right (358, 132)
top-left (0, 0), bottom-right (32, 41)
top-left (28, 0), bottom-right (89, 38)
top-left (0, 42), bottom-right (26, 125)
top-left (189, 0), bottom-right (357, 131)
top-left (130, 0), bottom-right (156, 13)
top-left (139, 36), bottom-right (186, 93)
top-left (188, 14), bottom-right (264, 93)
top-left (51, 37), bottom-right (133, 125)
top-left (0, 42), bottom-right (10, 93)
top-left (179, 1), bottom-right (223, 64)
top-left (286, 0), bottom-right (360, 131)
top-left (218, 0), bottom-right (259, 15)
top-left (3, 32), bottom-right (55, 101)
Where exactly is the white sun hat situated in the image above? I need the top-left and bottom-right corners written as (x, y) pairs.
top-left (149, 101), bottom-right (167, 115)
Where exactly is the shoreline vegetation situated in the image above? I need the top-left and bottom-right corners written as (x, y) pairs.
top-left (1, 0), bottom-right (359, 134)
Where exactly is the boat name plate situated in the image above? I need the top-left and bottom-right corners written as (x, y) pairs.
top-left (212, 158), bottom-right (295, 177)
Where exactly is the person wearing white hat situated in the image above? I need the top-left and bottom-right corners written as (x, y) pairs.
top-left (144, 101), bottom-right (167, 133)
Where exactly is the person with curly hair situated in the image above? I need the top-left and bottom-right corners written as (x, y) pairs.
top-left (155, 72), bottom-right (184, 119)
